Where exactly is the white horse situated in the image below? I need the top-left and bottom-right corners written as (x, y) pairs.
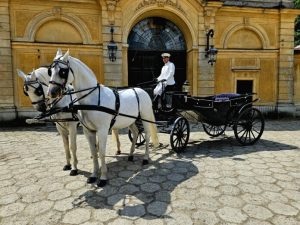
top-left (17, 67), bottom-right (80, 176)
top-left (17, 64), bottom-right (125, 176)
top-left (48, 50), bottom-right (159, 187)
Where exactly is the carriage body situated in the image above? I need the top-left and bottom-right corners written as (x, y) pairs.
top-left (132, 86), bottom-right (265, 152)
top-left (170, 93), bottom-right (254, 126)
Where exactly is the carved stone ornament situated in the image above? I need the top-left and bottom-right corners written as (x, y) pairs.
top-left (106, 0), bottom-right (119, 24)
top-left (135, 0), bottom-right (186, 15)
top-left (52, 6), bottom-right (62, 17)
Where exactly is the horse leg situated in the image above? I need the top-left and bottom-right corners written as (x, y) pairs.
top-left (112, 129), bottom-right (121, 155)
top-left (128, 123), bottom-right (138, 162)
top-left (56, 124), bottom-right (72, 171)
top-left (69, 122), bottom-right (78, 176)
top-left (141, 122), bottom-right (151, 165)
top-left (83, 128), bottom-right (99, 183)
top-left (97, 129), bottom-right (109, 187)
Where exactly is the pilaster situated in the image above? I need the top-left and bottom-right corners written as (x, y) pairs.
top-left (277, 9), bottom-right (298, 115)
top-left (102, 0), bottom-right (122, 86)
top-left (0, 0), bottom-right (16, 121)
top-left (198, 2), bottom-right (221, 96)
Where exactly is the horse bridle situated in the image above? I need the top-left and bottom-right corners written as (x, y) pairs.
top-left (23, 79), bottom-right (48, 104)
top-left (48, 59), bottom-right (73, 89)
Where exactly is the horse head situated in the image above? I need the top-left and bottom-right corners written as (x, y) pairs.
top-left (17, 68), bottom-right (49, 113)
top-left (48, 49), bottom-right (74, 98)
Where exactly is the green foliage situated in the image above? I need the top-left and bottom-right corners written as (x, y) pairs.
top-left (295, 0), bottom-right (300, 8)
top-left (295, 1), bottom-right (300, 46)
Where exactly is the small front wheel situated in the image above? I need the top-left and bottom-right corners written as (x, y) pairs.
top-left (234, 108), bottom-right (264, 145)
top-left (202, 123), bottom-right (226, 137)
top-left (128, 121), bottom-right (145, 146)
top-left (170, 117), bottom-right (190, 152)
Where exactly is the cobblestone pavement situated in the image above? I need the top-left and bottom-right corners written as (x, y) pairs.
top-left (0, 120), bottom-right (300, 225)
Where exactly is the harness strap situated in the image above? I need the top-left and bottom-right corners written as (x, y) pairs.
top-left (97, 84), bottom-right (101, 106)
top-left (132, 88), bottom-right (141, 119)
top-left (109, 89), bottom-right (120, 130)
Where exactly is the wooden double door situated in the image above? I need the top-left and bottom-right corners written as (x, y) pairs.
top-left (128, 50), bottom-right (186, 89)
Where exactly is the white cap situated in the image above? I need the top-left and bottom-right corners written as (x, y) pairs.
top-left (161, 53), bottom-right (171, 58)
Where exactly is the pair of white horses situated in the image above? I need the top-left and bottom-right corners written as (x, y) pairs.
top-left (18, 49), bottom-right (159, 187)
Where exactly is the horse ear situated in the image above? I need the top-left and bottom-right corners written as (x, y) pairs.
top-left (62, 49), bottom-right (69, 62)
top-left (31, 69), bottom-right (36, 80)
top-left (56, 48), bottom-right (62, 57)
top-left (17, 69), bottom-right (26, 81)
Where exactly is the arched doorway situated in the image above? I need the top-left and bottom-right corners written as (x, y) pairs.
top-left (127, 17), bottom-right (187, 88)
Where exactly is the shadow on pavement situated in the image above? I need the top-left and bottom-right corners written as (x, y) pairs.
top-left (72, 155), bottom-right (198, 219)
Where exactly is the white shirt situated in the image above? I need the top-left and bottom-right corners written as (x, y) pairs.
top-left (154, 61), bottom-right (175, 96)
top-left (157, 61), bottom-right (175, 85)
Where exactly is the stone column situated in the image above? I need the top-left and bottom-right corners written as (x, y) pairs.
top-left (102, 0), bottom-right (122, 87)
top-left (277, 9), bottom-right (298, 115)
top-left (198, 2), bottom-right (221, 96)
top-left (0, 0), bottom-right (15, 121)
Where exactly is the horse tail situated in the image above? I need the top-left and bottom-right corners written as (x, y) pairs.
top-left (148, 110), bottom-right (159, 148)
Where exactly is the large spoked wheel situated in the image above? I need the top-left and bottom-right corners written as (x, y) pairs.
top-left (128, 124), bottom-right (145, 147)
top-left (234, 108), bottom-right (264, 145)
top-left (202, 123), bottom-right (227, 137)
top-left (170, 117), bottom-right (190, 153)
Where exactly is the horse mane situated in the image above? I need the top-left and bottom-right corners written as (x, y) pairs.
top-left (69, 56), bottom-right (98, 84)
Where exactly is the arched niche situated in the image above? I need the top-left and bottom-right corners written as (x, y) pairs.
top-left (24, 11), bottom-right (93, 44)
top-left (226, 28), bottom-right (263, 49)
top-left (35, 20), bottom-right (82, 43)
top-left (222, 24), bottom-right (269, 50)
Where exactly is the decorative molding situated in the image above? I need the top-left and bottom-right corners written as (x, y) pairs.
top-left (135, 0), bottom-right (186, 15)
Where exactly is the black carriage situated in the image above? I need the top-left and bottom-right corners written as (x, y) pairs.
top-left (131, 82), bottom-right (265, 153)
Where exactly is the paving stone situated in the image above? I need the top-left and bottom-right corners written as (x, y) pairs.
top-left (65, 180), bottom-right (86, 190)
top-left (147, 201), bottom-right (169, 216)
top-left (217, 185), bottom-right (241, 196)
top-left (192, 210), bottom-right (219, 225)
top-left (62, 208), bottom-right (91, 224)
top-left (53, 197), bottom-right (75, 211)
top-left (0, 193), bottom-right (19, 205)
top-left (194, 196), bottom-right (221, 211)
top-left (47, 189), bottom-right (71, 200)
top-left (268, 202), bottom-right (298, 216)
top-left (0, 202), bottom-right (25, 217)
top-left (93, 208), bottom-right (118, 222)
top-left (23, 200), bottom-right (53, 216)
top-left (218, 195), bottom-right (245, 208)
top-left (217, 206), bottom-right (247, 223)
top-left (243, 204), bottom-right (273, 220)
top-left (272, 215), bottom-right (300, 225)
top-left (244, 218), bottom-right (272, 225)
top-left (141, 183), bottom-right (160, 193)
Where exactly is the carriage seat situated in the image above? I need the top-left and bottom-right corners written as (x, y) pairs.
top-left (214, 93), bottom-right (241, 102)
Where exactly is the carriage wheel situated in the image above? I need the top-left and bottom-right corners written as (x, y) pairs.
top-left (234, 108), bottom-right (264, 145)
top-left (128, 126), bottom-right (145, 147)
top-left (170, 117), bottom-right (190, 152)
top-left (202, 123), bottom-right (227, 137)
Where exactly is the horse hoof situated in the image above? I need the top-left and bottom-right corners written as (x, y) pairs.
top-left (142, 159), bottom-right (149, 165)
top-left (97, 179), bottom-right (107, 187)
top-left (70, 169), bottom-right (78, 176)
top-left (63, 165), bottom-right (72, 171)
top-left (87, 177), bottom-right (97, 184)
top-left (128, 155), bottom-right (134, 161)
top-left (116, 151), bottom-right (121, 155)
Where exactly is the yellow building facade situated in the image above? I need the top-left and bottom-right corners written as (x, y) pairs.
top-left (0, 0), bottom-right (300, 121)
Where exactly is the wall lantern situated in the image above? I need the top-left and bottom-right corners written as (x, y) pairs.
top-left (108, 27), bottom-right (118, 62)
top-left (205, 29), bottom-right (218, 66)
